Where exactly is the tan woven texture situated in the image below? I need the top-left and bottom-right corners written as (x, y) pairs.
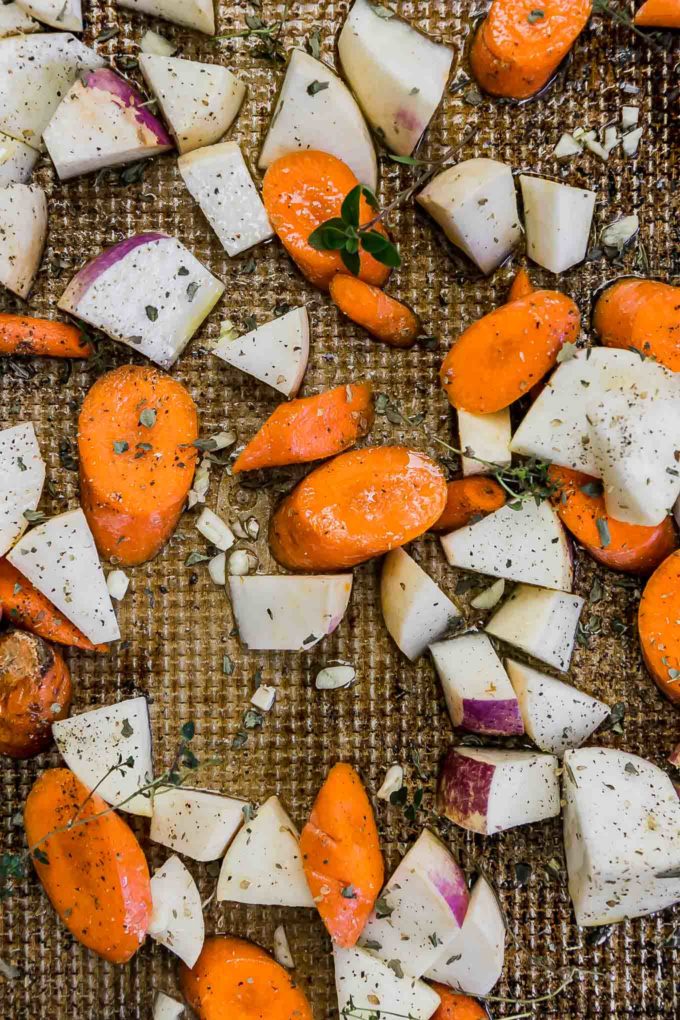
top-left (1, 1), bottom-right (678, 1017)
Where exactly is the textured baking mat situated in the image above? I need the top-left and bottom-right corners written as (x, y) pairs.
top-left (0, 1), bottom-right (678, 1017)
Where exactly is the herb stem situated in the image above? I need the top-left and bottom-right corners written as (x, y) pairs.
top-left (592, 0), bottom-right (667, 54)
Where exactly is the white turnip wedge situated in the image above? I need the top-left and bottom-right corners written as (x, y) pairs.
top-left (334, 945), bottom-right (441, 1020)
top-left (15, 0), bottom-right (82, 31)
top-left (216, 795), bottom-right (314, 908)
top-left (259, 48), bottom-right (377, 190)
top-left (59, 233), bottom-right (224, 368)
top-left (7, 508), bottom-right (120, 644)
top-left (0, 422), bottom-right (45, 558)
top-left (212, 306), bottom-right (309, 397)
top-left (520, 174), bottom-right (596, 274)
top-left (338, 0), bottom-right (453, 157)
top-left (0, 183), bottom-right (47, 299)
top-left (153, 992), bottom-right (184, 1020)
top-left (116, 0), bottom-right (215, 34)
top-left (563, 747), bottom-right (680, 926)
top-left (148, 855), bottom-right (205, 968)
top-left (139, 55), bottom-right (245, 154)
top-left (359, 829), bottom-right (469, 979)
top-left (440, 499), bottom-right (573, 592)
top-left (430, 633), bottom-right (524, 736)
top-left (228, 574), bottom-right (352, 651)
top-left (178, 142), bottom-right (273, 257)
top-left (457, 408), bottom-right (511, 477)
top-left (380, 547), bottom-right (459, 661)
top-left (150, 786), bottom-right (247, 861)
top-left (438, 747), bottom-right (560, 834)
top-left (0, 3), bottom-right (38, 37)
top-left (0, 133), bottom-right (39, 185)
top-left (485, 585), bottom-right (584, 673)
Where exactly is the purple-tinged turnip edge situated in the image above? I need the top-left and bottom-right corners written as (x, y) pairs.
top-left (430, 864), bottom-right (470, 928)
top-left (82, 68), bottom-right (173, 147)
top-left (438, 748), bottom-right (494, 832)
top-left (460, 698), bottom-right (525, 736)
top-left (62, 232), bottom-right (169, 308)
top-left (669, 743), bottom-right (680, 768)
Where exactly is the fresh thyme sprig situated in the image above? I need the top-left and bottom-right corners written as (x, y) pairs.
top-left (591, 0), bottom-right (668, 54)
top-left (215, 1), bottom-right (291, 62)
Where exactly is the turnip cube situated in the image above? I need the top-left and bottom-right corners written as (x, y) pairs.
top-left (212, 306), bottom-right (309, 397)
top-left (116, 0), bottom-right (215, 35)
top-left (438, 747), bottom-right (560, 834)
top-left (563, 747), bottom-right (680, 925)
top-left (458, 408), bottom-right (511, 477)
top-left (0, 3), bottom-right (39, 36)
top-left (520, 174), bottom-right (596, 274)
top-left (0, 422), bottom-right (45, 558)
top-left (153, 992), bottom-right (184, 1020)
top-left (486, 584), bottom-right (584, 673)
top-left (381, 547), bottom-right (459, 661)
top-left (15, 0), bottom-right (82, 31)
top-left (334, 945), bottom-right (441, 1020)
top-left (430, 633), bottom-right (524, 736)
top-left (0, 182), bottom-right (47, 298)
top-left (426, 876), bottom-right (505, 995)
top-left (0, 132), bottom-right (39, 185)
top-left (150, 786), bottom-right (246, 861)
top-left (148, 855), bottom-right (205, 968)
top-left (228, 574), bottom-right (352, 651)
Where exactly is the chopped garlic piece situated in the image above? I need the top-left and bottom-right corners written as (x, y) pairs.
top-left (208, 551), bottom-right (226, 586)
top-left (251, 684), bottom-right (276, 712)
top-left (187, 456), bottom-right (210, 508)
top-left (273, 925), bottom-right (295, 969)
top-left (622, 127), bottom-right (643, 156)
top-left (315, 664), bottom-right (356, 690)
top-left (621, 105), bottom-right (639, 130)
top-left (140, 30), bottom-right (177, 56)
top-left (601, 214), bottom-right (639, 252)
top-left (470, 578), bottom-right (506, 611)
top-left (582, 130), bottom-right (609, 161)
top-left (553, 133), bottom-right (582, 159)
top-left (228, 549), bottom-right (256, 575)
top-left (377, 764), bottom-right (404, 800)
top-left (603, 126), bottom-right (620, 153)
top-left (196, 507), bottom-right (235, 551)
top-left (106, 569), bottom-right (129, 601)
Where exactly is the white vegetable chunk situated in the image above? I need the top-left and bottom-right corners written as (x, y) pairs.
top-left (216, 795), bottom-right (314, 908)
top-left (259, 48), bottom-right (377, 190)
top-left (116, 0), bottom-right (215, 34)
top-left (417, 159), bottom-right (520, 274)
top-left (520, 174), bottom-right (595, 274)
top-left (148, 855), bottom-right (205, 968)
top-left (563, 747), bottom-right (680, 926)
top-left (380, 547), bottom-right (459, 661)
top-left (457, 408), bottom-right (511, 476)
top-left (195, 507), bottom-right (234, 551)
top-left (140, 29), bottom-right (176, 56)
top-left (377, 764), bottom-right (404, 800)
top-left (212, 306), bottom-right (309, 398)
top-left (470, 578), bottom-right (505, 611)
top-left (150, 786), bottom-right (246, 861)
top-left (273, 925), bottom-right (295, 969)
top-left (250, 684), bottom-right (276, 712)
top-left (0, 182), bottom-right (47, 298)
top-left (52, 697), bottom-right (153, 815)
top-left (15, 0), bottom-right (82, 31)
top-left (229, 574), bottom-right (352, 651)
top-left (106, 568), bottom-right (129, 601)
top-left (622, 126), bottom-right (643, 156)
top-left (334, 945), bottom-right (441, 1020)
top-left (0, 3), bottom-right (39, 36)
top-left (208, 551), bottom-right (226, 585)
top-left (153, 992), bottom-right (184, 1020)
top-left (8, 508), bottom-right (120, 643)
top-left (0, 422), bottom-right (45, 558)
top-left (0, 132), bottom-right (40, 184)
top-left (486, 584), bottom-right (584, 673)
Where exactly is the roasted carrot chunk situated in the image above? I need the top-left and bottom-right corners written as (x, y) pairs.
top-left (634, 0), bottom-right (680, 27)
top-left (638, 551), bottom-right (680, 705)
top-left (507, 267), bottom-right (535, 302)
top-left (431, 477), bottom-right (507, 533)
top-left (430, 985), bottom-right (488, 1020)
top-left (593, 278), bottom-right (680, 371)
top-left (0, 314), bottom-right (93, 358)
top-left (0, 630), bottom-right (72, 758)
top-left (329, 275), bottom-right (421, 347)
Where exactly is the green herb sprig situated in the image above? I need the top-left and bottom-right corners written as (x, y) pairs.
top-left (215, 2), bottom-right (290, 62)
top-left (591, 0), bottom-right (668, 54)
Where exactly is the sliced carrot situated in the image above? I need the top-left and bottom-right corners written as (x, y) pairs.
top-left (634, 0), bottom-right (680, 27)
top-left (593, 279), bottom-right (680, 371)
top-left (24, 768), bottom-right (151, 963)
top-left (430, 985), bottom-right (488, 1020)
top-left (78, 364), bottom-right (198, 566)
top-left (329, 275), bottom-right (421, 347)
top-left (638, 551), bottom-right (680, 705)
top-left (471, 0), bottom-right (592, 99)
top-left (508, 268), bottom-right (535, 302)
top-left (269, 446), bottom-right (447, 570)
top-left (0, 630), bottom-right (72, 758)
top-left (233, 382), bottom-right (374, 474)
top-left (431, 477), bottom-right (507, 533)
top-left (441, 290), bottom-right (580, 413)
top-left (179, 936), bottom-right (313, 1020)
top-left (300, 763), bottom-right (383, 948)
top-left (0, 314), bottom-right (93, 358)
top-left (262, 151), bottom-right (391, 291)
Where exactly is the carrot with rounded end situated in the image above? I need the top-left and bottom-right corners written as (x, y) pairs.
top-left (430, 985), bottom-right (488, 1020)
top-left (263, 151), bottom-right (391, 291)
top-left (638, 551), bottom-right (680, 705)
top-left (508, 268), bottom-right (534, 302)
top-left (300, 763), bottom-right (383, 948)
top-left (0, 630), bottom-right (72, 758)
top-left (179, 936), bottom-right (313, 1020)
top-left (233, 382), bottom-right (374, 474)
top-left (329, 275), bottom-right (421, 347)
top-left (0, 314), bottom-right (93, 358)
top-left (440, 290), bottom-right (580, 413)
top-left (593, 278), bottom-right (680, 371)
top-left (634, 0), bottom-right (680, 27)
top-left (78, 364), bottom-right (198, 566)
top-left (269, 446), bottom-right (447, 570)
top-left (431, 477), bottom-right (507, 533)
top-left (24, 768), bottom-right (151, 963)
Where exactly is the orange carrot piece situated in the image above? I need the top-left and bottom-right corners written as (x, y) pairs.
top-left (634, 0), bottom-right (680, 26)
top-left (329, 275), bottom-right (421, 347)
top-left (300, 763), bottom-right (383, 948)
top-left (269, 446), bottom-right (447, 570)
top-left (24, 768), bottom-right (151, 963)
top-left (593, 279), bottom-right (680, 371)
top-left (78, 364), bottom-right (198, 566)
top-left (431, 477), bottom-right (507, 533)
top-left (507, 268), bottom-right (535, 302)
top-left (638, 551), bottom-right (680, 705)
top-left (430, 985), bottom-right (488, 1020)
top-left (263, 151), bottom-right (391, 291)
top-left (441, 290), bottom-right (580, 413)
top-left (0, 630), bottom-right (72, 758)
top-left (233, 382), bottom-right (374, 474)
top-left (0, 314), bottom-right (93, 358)
top-left (179, 936), bottom-right (313, 1020)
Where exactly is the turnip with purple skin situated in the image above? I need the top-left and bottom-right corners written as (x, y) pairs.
top-left (486, 584), bottom-right (584, 673)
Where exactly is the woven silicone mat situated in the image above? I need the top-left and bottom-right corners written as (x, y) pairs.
top-left (0, 1), bottom-right (678, 1017)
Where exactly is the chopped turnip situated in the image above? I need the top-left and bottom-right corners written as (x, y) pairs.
top-left (440, 499), bottom-right (573, 592)
top-left (153, 992), bottom-right (184, 1020)
top-left (338, 0), bottom-right (453, 157)
top-left (216, 795), bottom-right (314, 908)
top-left (228, 574), bottom-right (352, 651)
top-left (52, 696), bottom-right (153, 815)
top-left (426, 876), bottom-right (505, 996)
top-left (438, 747), bottom-right (560, 834)
top-left (150, 786), bottom-right (246, 861)
top-left (148, 855), bottom-right (205, 968)
top-left (58, 233), bottom-right (224, 368)
top-left (334, 945), bottom-right (441, 1020)
top-left (0, 182), bottom-right (47, 299)
top-left (505, 659), bottom-right (609, 756)
top-left (0, 422), bottom-right (45, 558)
top-left (116, 0), bottom-right (215, 34)
top-left (140, 30), bottom-right (177, 57)
top-left (7, 508), bottom-right (120, 644)
top-left (259, 48), bottom-right (377, 190)
top-left (486, 584), bottom-right (584, 673)
top-left (457, 408), bottom-right (511, 477)
top-left (520, 174), bottom-right (596, 274)
top-left (0, 132), bottom-right (39, 185)
top-left (417, 159), bottom-right (520, 274)
top-left (43, 68), bottom-right (172, 180)
top-left (360, 829), bottom-right (469, 979)
top-left (380, 547), bottom-right (459, 661)
top-left (15, 0), bottom-right (82, 31)
top-left (139, 55), bottom-right (245, 154)
top-left (0, 3), bottom-right (39, 36)
top-left (212, 306), bottom-right (309, 397)
top-left (178, 142), bottom-right (273, 257)
top-left (430, 633), bottom-right (523, 736)
top-left (563, 747), bottom-right (680, 925)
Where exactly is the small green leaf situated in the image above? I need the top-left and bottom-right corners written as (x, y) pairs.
top-left (33, 848), bottom-right (49, 866)
top-left (580, 480), bottom-right (604, 498)
top-left (389, 154), bottom-right (422, 165)
top-left (145, 305), bottom-right (159, 322)
top-left (340, 248), bottom-right (361, 276)
top-left (341, 185), bottom-right (363, 228)
top-left (308, 224), bottom-right (349, 251)
top-left (361, 233), bottom-right (401, 268)
top-left (139, 408), bottom-right (157, 429)
top-left (120, 718), bottom-right (133, 738)
top-left (185, 551), bottom-right (211, 566)
top-left (370, 3), bottom-right (395, 18)
top-left (113, 440), bottom-right (129, 454)
top-left (358, 229), bottom-right (390, 255)
top-left (527, 8), bottom-right (545, 22)
top-left (306, 79), bottom-right (329, 96)
top-left (596, 517), bottom-right (611, 548)
top-left (181, 721), bottom-right (195, 741)
top-left (186, 281), bottom-right (199, 302)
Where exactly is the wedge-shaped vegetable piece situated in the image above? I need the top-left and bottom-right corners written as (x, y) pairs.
top-left (151, 786), bottom-right (246, 861)
top-left (7, 508), bottom-right (120, 644)
top-left (153, 992), bottom-right (184, 1020)
top-left (178, 142), bottom-right (272, 256)
top-left (505, 659), bottom-right (609, 756)
top-left (229, 574), bottom-right (352, 651)
top-left (486, 584), bottom-right (583, 673)
top-left (520, 174), bottom-right (595, 274)
top-left (335, 945), bottom-right (440, 1019)
top-left (417, 159), bottom-right (520, 274)
top-left (116, 0), bottom-right (215, 34)
top-left (458, 408), bottom-right (511, 477)
top-left (59, 233), bottom-right (224, 368)
top-left (338, 0), bottom-right (453, 157)
top-left (0, 132), bottom-right (39, 185)
top-left (0, 422), bottom-right (45, 557)
top-left (52, 696), bottom-right (153, 816)
top-left (212, 306), bottom-right (309, 397)
top-left (259, 48), bottom-right (377, 190)
top-left (360, 830), bottom-right (469, 979)
top-left (216, 795), bottom-right (314, 908)
top-left (639, 550), bottom-right (680, 705)
top-left (0, 2), bottom-right (39, 36)
top-left (426, 876), bottom-right (505, 995)
top-left (430, 633), bottom-right (523, 736)
top-left (149, 855), bottom-right (205, 968)
top-left (16, 0), bottom-right (82, 31)
top-left (381, 547), bottom-right (459, 661)
top-left (439, 746), bottom-right (560, 834)
top-left (140, 55), bottom-right (245, 155)
top-left (440, 499), bottom-right (573, 591)
top-left (563, 747), bottom-right (680, 926)
top-left (0, 183), bottom-right (46, 299)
